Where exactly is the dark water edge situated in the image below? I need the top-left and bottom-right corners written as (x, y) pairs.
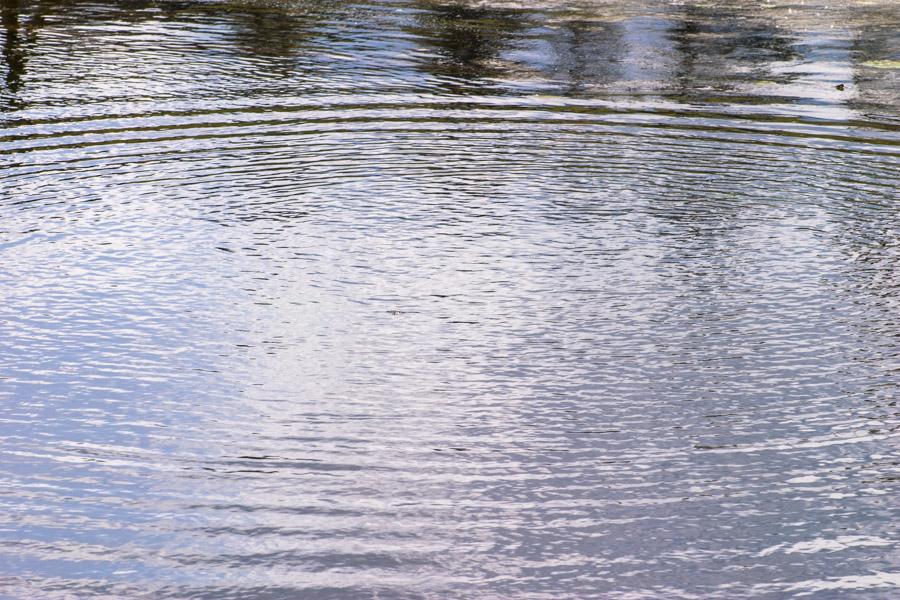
top-left (1, 0), bottom-right (900, 598)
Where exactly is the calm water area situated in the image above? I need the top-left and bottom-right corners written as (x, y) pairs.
top-left (1, 0), bottom-right (900, 597)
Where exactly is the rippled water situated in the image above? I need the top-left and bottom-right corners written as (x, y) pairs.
top-left (2, 0), bottom-right (900, 597)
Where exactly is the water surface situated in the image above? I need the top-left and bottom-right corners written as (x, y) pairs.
top-left (1, 0), bottom-right (900, 598)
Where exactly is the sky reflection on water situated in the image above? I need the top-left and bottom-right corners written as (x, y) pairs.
top-left (1, 0), bottom-right (900, 598)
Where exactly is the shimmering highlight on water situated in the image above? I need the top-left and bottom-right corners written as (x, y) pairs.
top-left (1, 0), bottom-right (899, 598)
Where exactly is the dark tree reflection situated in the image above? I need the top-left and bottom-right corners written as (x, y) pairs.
top-left (408, 1), bottom-right (529, 92)
top-left (667, 4), bottom-right (799, 98)
top-left (216, 1), bottom-right (340, 60)
top-left (1, 0), bottom-right (44, 106)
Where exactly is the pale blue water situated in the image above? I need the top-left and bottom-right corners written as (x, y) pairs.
top-left (1, 0), bottom-right (899, 598)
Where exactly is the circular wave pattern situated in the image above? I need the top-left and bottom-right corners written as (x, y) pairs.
top-left (1, 1), bottom-right (900, 598)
